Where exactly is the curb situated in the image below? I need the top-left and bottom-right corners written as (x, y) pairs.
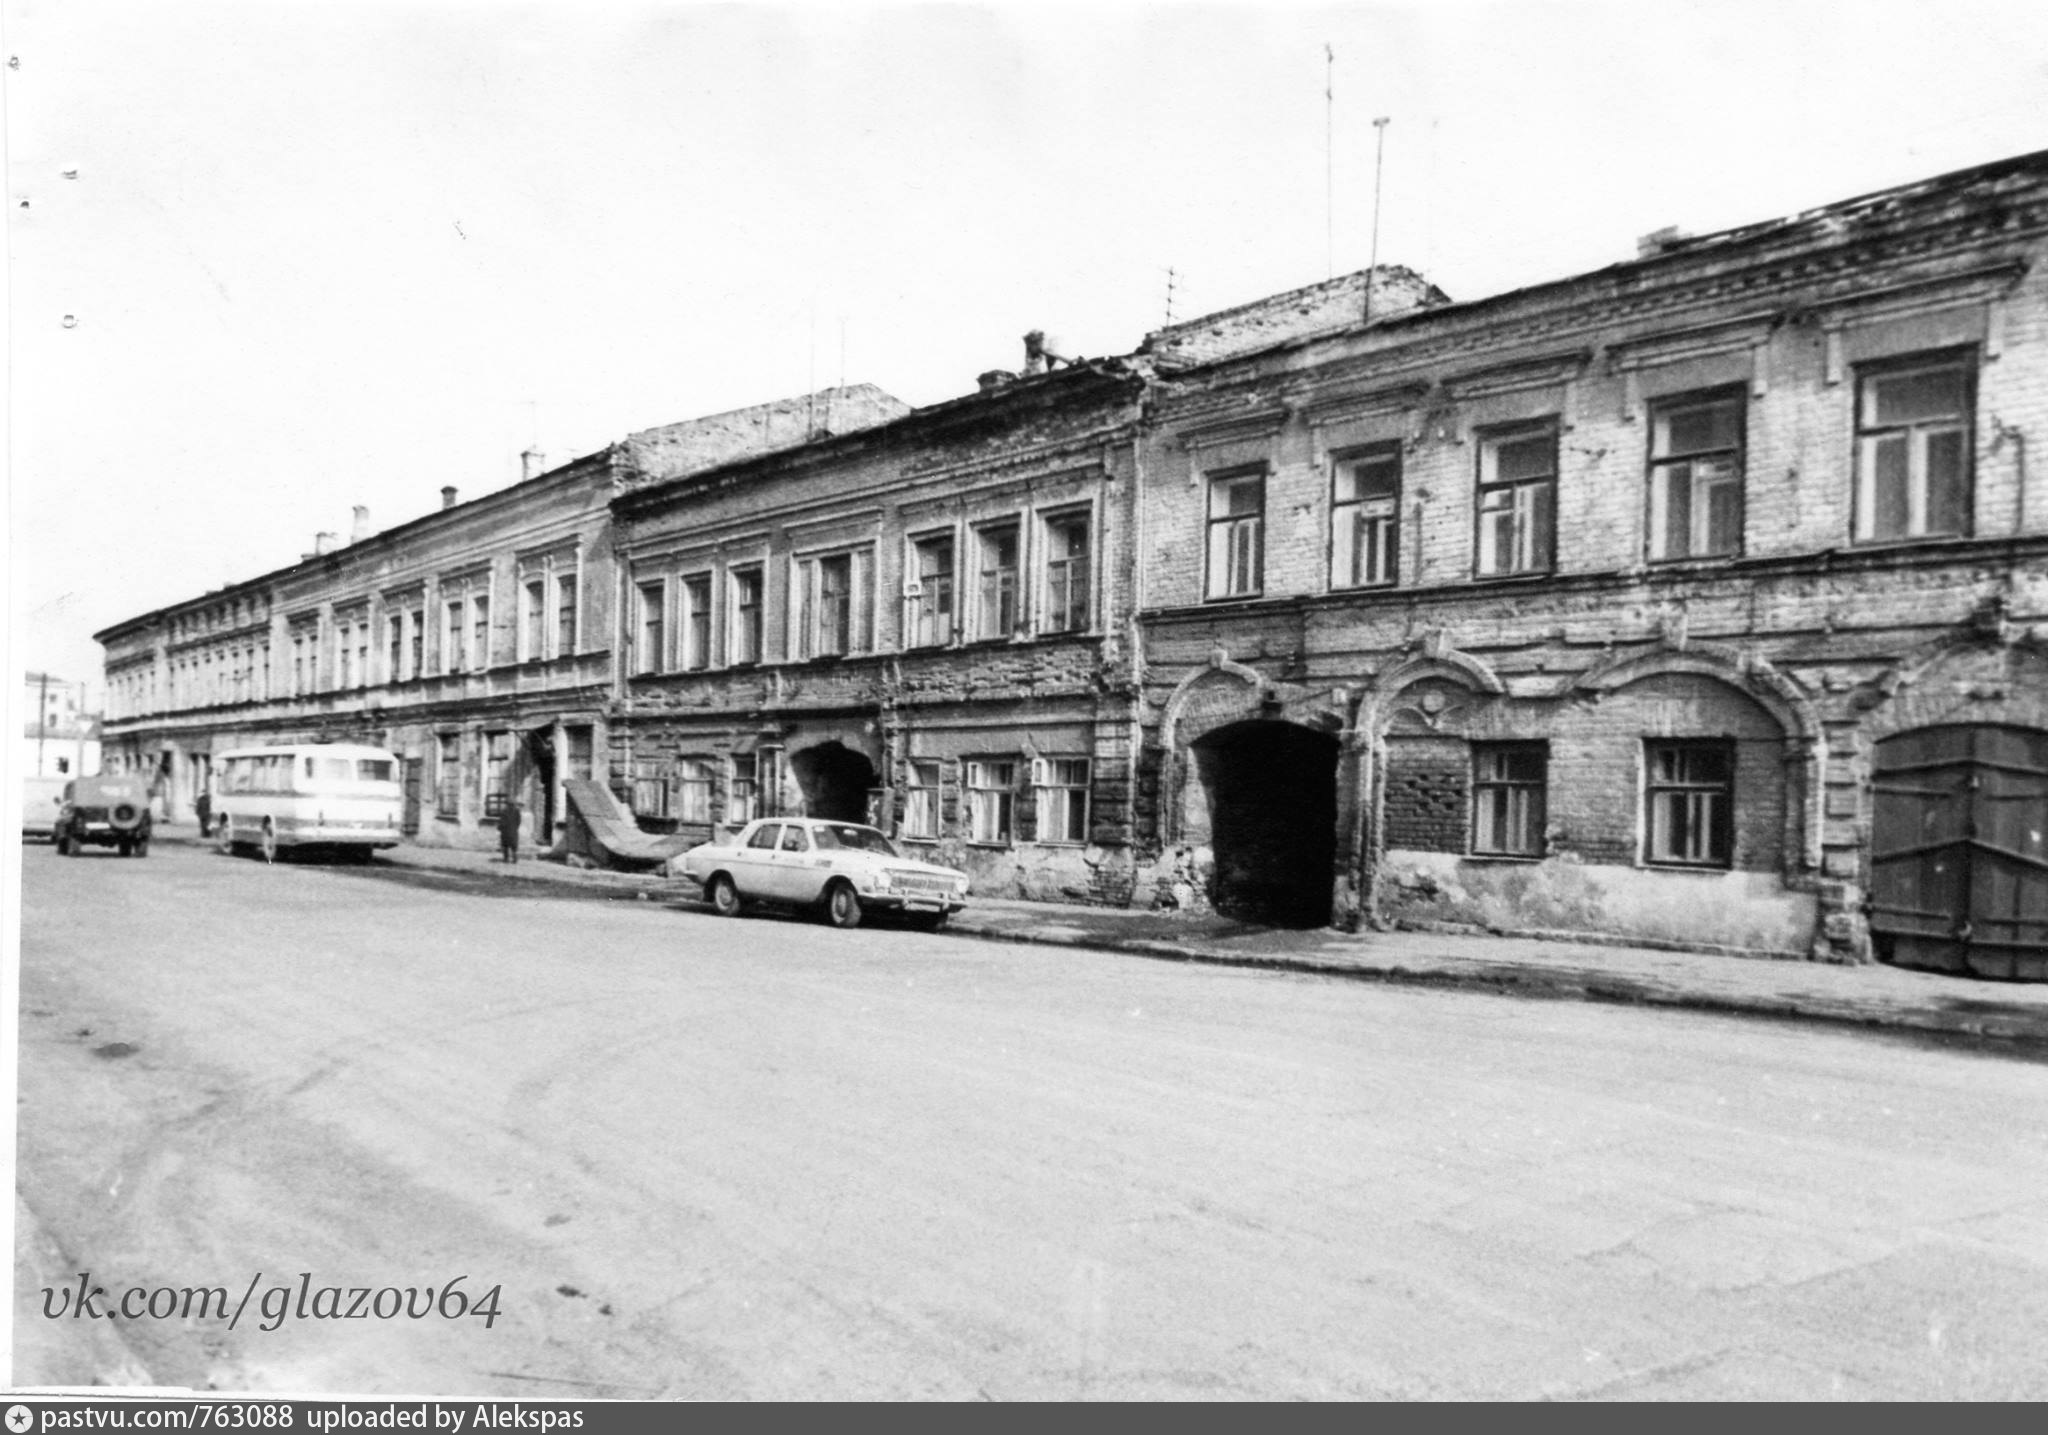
top-left (941, 918), bottom-right (2048, 1054)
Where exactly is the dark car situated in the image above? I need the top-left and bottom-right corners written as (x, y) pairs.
top-left (54, 775), bottom-right (154, 857)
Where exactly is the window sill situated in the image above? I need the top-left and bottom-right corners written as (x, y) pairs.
top-left (964, 841), bottom-right (1014, 850)
top-left (1463, 851), bottom-right (1545, 864)
top-left (1639, 860), bottom-right (1735, 874)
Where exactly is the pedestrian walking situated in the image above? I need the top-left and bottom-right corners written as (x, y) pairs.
top-left (497, 797), bottom-right (522, 863)
top-left (195, 789), bottom-right (212, 838)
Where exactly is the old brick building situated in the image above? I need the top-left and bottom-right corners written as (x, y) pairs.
top-left (96, 388), bottom-right (907, 846)
top-left (610, 355), bottom-right (1148, 903)
top-left (1132, 152), bottom-right (2048, 972)
top-left (94, 152), bottom-right (2048, 974)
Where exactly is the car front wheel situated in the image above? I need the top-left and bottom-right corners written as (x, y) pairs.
top-left (822, 881), bottom-right (863, 929)
top-left (708, 873), bottom-right (745, 918)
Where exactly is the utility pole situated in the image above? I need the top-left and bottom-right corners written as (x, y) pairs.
top-left (1365, 116), bottom-right (1390, 323)
top-left (1325, 44), bottom-right (1335, 280)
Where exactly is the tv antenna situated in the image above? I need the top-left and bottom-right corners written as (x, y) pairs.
top-left (1365, 116), bottom-right (1390, 323)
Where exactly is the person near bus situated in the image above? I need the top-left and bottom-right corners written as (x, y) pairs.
top-left (498, 798), bottom-right (522, 864)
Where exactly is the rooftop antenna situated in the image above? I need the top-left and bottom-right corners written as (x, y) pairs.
top-left (1325, 44), bottom-right (1335, 280)
top-left (1364, 115), bottom-right (1390, 323)
top-left (1164, 266), bottom-right (1180, 324)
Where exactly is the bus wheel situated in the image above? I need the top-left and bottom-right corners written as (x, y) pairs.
top-left (260, 821), bottom-right (279, 864)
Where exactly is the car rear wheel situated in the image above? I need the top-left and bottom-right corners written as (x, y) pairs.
top-left (260, 821), bottom-right (279, 864)
top-left (822, 880), bottom-right (863, 929)
top-left (708, 873), bottom-right (745, 918)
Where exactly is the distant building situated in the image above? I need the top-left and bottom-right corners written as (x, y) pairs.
top-left (21, 671), bottom-right (99, 778)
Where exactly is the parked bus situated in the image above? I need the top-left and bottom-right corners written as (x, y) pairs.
top-left (215, 743), bottom-right (404, 862)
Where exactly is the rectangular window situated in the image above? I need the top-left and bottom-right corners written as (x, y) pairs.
top-left (355, 625), bottom-right (369, 689)
top-left (524, 579), bottom-right (547, 660)
top-left (387, 615), bottom-right (403, 683)
top-left (1043, 513), bottom-right (1091, 632)
top-left (636, 581), bottom-right (666, 674)
top-left (1471, 743), bottom-right (1546, 857)
top-left (1206, 470), bottom-right (1265, 599)
top-left (1644, 741), bottom-right (1734, 868)
top-left (903, 760), bottom-right (942, 840)
top-left (1034, 757), bottom-right (1090, 844)
top-left (1649, 392), bottom-right (1744, 560)
top-left (1476, 426), bottom-right (1557, 577)
top-left (444, 599), bottom-right (465, 674)
top-left (976, 525), bottom-right (1019, 639)
top-left (556, 573), bottom-right (577, 656)
top-left (728, 754), bottom-right (758, 827)
top-left (409, 608), bottom-right (425, 678)
top-left (336, 622), bottom-right (354, 690)
top-left (807, 553), bottom-right (855, 657)
top-left (731, 568), bottom-right (764, 664)
top-left (471, 595), bottom-right (492, 671)
top-left (1332, 448), bottom-right (1400, 588)
top-left (483, 731), bottom-right (512, 817)
top-left (908, 534), bottom-right (955, 647)
top-left (966, 758), bottom-right (1017, 844)
top-left (683, 575), bottom-right (712, 671)
top-left (676, 758), bottom-right (715, 824)
top-left (436, 733), bottom-right (461, 819)
top-left (1855, 353), bottom-right (1973, 542)
top-left (632, 776), bottom-right (670, 819)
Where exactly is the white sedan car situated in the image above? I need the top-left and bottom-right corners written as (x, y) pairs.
top-left (677, 817), bottom-right (970, 929)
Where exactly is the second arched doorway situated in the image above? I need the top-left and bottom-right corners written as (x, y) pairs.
top-left (789, 740), bottom-right (878, 823)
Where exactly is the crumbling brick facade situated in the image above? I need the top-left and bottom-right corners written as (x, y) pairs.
top-left (1133, 151), bottom-right (2048, 968)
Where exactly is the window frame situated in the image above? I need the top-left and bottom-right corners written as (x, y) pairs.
top-left (906, 531), bottom-right (957, 649)
top-left (435, 732), bottom-right (462, 820)
top-left (1032, 756), bottom-right (1091, 845)
top-left (681, 573), bottom-right (713, 671)
top-left (676, 757), bottom-right (715, 824)
top-left (1330, 444), bottom-right (1402, 590)
top-left (964, 757), bottom-right (1018, 846)
top-left (635, 579), bottom-right (667, 676)
top-left (1642, 739), bottom-right (1736, 870)
top-left (1852, 349), bottom-right (1975, 545)
top-left (902, 759), bottom-right (942, 840)
top-left (799, 550), bottom-right (862, 659)
top-left (1205, 467), bottom-right (1267, 601)
top-left (728, 753), bottom-right (759, 827)
top-left (1041, 508), bottom-right (1092, 633)
top-left (730, 566), bottom-right (765, 665)
top-left (1470, 741), bottom-right (1547, 858)
top-left (974, 522), bottom-right (1021, 641)
top-left (1474, 423), bottom-right (1559, 579)
top-left (1646, 388), bottom-right (1746, 563)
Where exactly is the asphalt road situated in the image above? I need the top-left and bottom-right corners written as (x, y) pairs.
top-left (16, 838), bottom-right (2048, 1398)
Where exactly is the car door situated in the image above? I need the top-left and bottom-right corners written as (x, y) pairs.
top-left (729, 822), bottom-right (783, 900)
top-left (774, 822), bottom-right (824, 903)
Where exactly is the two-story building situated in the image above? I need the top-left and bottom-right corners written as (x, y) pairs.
top-left (610, 351), bottom-right (1149, 904)
top-left (1132, 152), bottom-right (2048, 974)
top-left (96, 387), bottom-right (907, 846)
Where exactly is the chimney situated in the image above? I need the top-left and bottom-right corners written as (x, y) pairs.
top-left (350, 505), bottom-right (371, 543)
top-left (1637, 225), bottom-right (1690, 259)
top-left (1022, 330), bottom-right (1047, 376)
top-left (520, 447), bottom-right (546, 482)
top-left (313, 531), bottom-right (339, 556)
top-left (441, 485), bottom-right (459, 510)
top-left (978, 369), bottom-right (1017, 394)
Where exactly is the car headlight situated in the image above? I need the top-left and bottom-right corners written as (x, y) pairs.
top-left (869, 869), bottom-right (891, 891)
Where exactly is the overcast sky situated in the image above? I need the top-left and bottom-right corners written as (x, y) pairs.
top-left (8, 0), bottom-right (2048, 692)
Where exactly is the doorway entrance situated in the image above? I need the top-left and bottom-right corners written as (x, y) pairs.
top-left (789, 741), bottom-right (877, 823)
top-left (1188, 720), bottom-right (1340, 927)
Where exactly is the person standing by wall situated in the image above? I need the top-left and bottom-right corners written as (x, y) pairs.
top-left (194, 788), bottom-right (212, 838)
top-left (498, 797), bottom-right (523, 864)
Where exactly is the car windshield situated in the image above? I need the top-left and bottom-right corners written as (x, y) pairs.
top-left (810, 823), bottom-right (899, 857)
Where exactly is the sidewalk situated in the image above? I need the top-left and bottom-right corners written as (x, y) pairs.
top-left (273, 831), bottom-right (2048, 1052)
